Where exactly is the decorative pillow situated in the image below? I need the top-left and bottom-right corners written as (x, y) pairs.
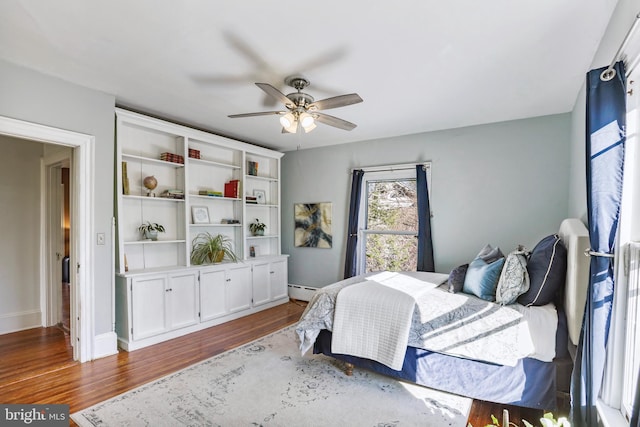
top-left (462, 257), bottom-right (505, 301)
top-left (518, 234), bottom-right (567, 307)
top-left (476, 244), bottom-right (505, 264)
top-left (495, 247), bottom-right (530, 305)
top-left (448, 264), bottom-right (469, 293)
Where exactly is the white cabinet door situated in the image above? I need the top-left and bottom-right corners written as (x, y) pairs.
top-left (167, 271), bottom-right (199, 330)
top-left (269, 259), bottom-right (288, 301)
top-left (200, 268), bottom-right (228, 321)
top-left (251, 261), bottom-right (271, 307)
top-left (227, 264), bottom-right (252, 313)
top-left (131, 274), bottom-right (167, 340)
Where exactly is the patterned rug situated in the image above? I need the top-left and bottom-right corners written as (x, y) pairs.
top-left (72, 326), bottom-right (471, 426)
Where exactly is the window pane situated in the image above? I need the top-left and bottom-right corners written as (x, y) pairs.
top-left (366, 179), bottom-right (417, 231)
top-left (365, 233), bottom-right (417, 272)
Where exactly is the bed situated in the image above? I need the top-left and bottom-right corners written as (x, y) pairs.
top-left (295, 218), bottom-right (590, 410)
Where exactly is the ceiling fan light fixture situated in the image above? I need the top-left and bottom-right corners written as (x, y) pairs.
top-left (302, 121), bottom-right (317, 133)
top-left (280, 112), bottom-right (295, 129)
top-left (230, 78), bottom-right (363, 134)
top-left (282, 118), bottom-right (298, 133)
top-left (299, 112), bottom-right (314, 127)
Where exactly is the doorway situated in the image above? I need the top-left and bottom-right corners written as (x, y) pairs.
top-left (0, 115), bottom-right (94, 363)
top-left (44, 157), bottom-right (72, 336)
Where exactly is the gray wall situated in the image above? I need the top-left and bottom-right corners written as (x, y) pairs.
top-left (0, 59), bottom-right (116, 336)
top-left (0, 136), bottom-right (43, 319)
top-left (282, 113), bottom-right (571, 287)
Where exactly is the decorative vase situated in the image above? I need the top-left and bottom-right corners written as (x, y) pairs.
top-left (213, 251), bottom-right (224, 263)
top-left (144, 230), bottom-right (158, 241)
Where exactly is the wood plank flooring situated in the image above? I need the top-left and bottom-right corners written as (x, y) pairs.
top-left (0, 300), bottom-right (566, 426)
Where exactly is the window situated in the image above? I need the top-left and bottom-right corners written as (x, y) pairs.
top-left (616, 85), bottom-right (640, 420)
top-left (599, 68), bottom-right (640, 424)
top-left (356, 164), bottom-right (431, 275)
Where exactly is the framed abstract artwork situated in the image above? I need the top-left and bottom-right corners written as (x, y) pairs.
top-left (294, 202), bottom-right (332, 248)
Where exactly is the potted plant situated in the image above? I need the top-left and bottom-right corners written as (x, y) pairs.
top-left (190, 232), bottom-right (239, 265)
top-left (138, 221), bottom-right (165, 241)
top-left (249, 218), bottom-right (266, 236)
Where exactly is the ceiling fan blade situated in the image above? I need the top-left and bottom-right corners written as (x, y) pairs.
top-left (255, 83), bottom-right (295, 108)
top-left (314, 113), bottom-right (357, 131)
top-left (228, 111), bottom-right (283, 118)
top-left (308, 93), bottom-right (363, 111)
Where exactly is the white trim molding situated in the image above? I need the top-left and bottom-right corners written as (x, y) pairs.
top-left (597, 399), bottom-right (628, 427)
top-left (93, 332), bottom-right (118, 359)
top-left (0, 310), bottom-right (41, 334)
top-left (0, 115), bottom-right (101, 362)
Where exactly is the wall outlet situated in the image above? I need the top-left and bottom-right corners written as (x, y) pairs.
top-left (97, 233), bottom-right (105, 245)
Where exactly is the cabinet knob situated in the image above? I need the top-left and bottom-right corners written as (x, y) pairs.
top-left (166, 288), bottom-right (173, 292)
top-left (270, 271), bottom-right (274, 274)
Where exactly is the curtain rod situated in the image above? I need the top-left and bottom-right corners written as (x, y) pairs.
top-left (601, 12), bottom-right (640, 81)
top-left (351, 162), bottom-right (430, 173)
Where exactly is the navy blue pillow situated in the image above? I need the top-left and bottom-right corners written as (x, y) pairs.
top-left (448, 264), bottom-right (469, 293)
top-left (518, 234), bottom-right (567, 307)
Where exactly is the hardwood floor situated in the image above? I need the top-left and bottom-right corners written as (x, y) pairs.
top-left (0, 300), bottom-right (567, 426)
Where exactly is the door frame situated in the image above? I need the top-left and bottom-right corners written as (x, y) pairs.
top-left (44, 161), bottom-right (66, 328)
top-left (0, 115), bottom-right (94, 363)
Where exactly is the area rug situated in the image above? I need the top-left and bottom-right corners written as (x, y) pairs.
top-left (72, 326), bottom-right (471, 426)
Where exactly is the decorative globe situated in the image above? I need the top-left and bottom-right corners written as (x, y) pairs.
top-left (143, 175), bottom-right (158, 191)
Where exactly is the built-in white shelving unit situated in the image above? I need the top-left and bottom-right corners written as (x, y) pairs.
top-left (114, 108), bottom-right (288, 351)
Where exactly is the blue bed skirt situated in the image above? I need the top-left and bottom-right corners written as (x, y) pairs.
top-left (313, 329), bottom-right (558, 410)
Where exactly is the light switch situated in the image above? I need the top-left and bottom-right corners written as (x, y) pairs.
top-left (97, 233), bottom-right (105, 245)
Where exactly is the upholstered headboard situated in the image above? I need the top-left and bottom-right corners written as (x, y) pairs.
top-left (557, 218), bottom-right (590, 346)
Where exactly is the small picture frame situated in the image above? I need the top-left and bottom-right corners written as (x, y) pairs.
top-left (253, 189), bottom-right (266, 204)
top-left (191, 206), bottom-right (210, 224)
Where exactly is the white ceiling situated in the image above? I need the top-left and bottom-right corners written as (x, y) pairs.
top-left (0, 1), bottom-right (618, 152)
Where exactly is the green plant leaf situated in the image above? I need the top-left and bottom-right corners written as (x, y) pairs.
top-left (190, 232), bottom-right (238, 265)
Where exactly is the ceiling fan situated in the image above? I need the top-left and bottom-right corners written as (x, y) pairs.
top-left (228, 76), bottom-right (363, 133)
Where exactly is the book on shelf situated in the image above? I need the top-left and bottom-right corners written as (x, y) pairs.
top-left (247, 161), bottom-right (259, 176)
top-left (198, 190), bottom-right (223, 197)
top-left (188, 148), bottom-right (200, 159)
top-left (245, 195), bottom-right (258, 204)
top-left (122, 162), bottom-right (130, 195)
top-left (160, 189), bottom-right (184, 199)
top-left (221, 218), bottom-right (240, 224)
top-left (224, 179), bottom-right (240, 198)
top-left (160, 152), bottom-right (184, 164)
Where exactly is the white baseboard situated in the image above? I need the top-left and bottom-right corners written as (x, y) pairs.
top-left (288, 284), bottom-right (319, 302)
top-left (0, 309), bottom-right (41, 334)
top-left (93, 331), bottom-right (118, 359)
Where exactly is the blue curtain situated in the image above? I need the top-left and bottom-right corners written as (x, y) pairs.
top-left (416, 165), bottom-right (435, 272)
top-left (570, 61), bottom-right (626, 426)
top-left (344, 169), bottom-right (364, 279)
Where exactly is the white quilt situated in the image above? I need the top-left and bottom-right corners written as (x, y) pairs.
top-left (331, 277), bottom-right (426, 370)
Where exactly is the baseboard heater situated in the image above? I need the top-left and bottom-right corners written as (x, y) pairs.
top-left (288, 284), bottom-right (318, 302)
